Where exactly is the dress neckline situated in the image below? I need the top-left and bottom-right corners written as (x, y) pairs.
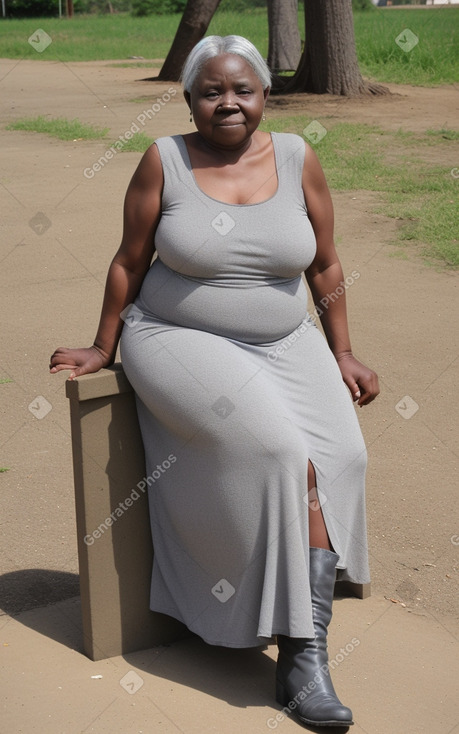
top-left (178, 132), bottom-right (280, 208)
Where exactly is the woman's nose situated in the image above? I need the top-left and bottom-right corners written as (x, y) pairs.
top-left (219, 93), bottom-right (238, 109)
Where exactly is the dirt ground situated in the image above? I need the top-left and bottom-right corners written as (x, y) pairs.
top-left (0, 59), bottom-right (458, 733)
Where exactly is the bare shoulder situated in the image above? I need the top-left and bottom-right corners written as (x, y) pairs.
top-left (122, 141), bottom-right (164, 231)
top-left (128, 141), bottom-right (164, 193)
top-left (301, 139), bottom-right (331, 197)
top-left (302, 140), bottom-right (326, 179)
top-left (118, 142), bottom-right (164, 264)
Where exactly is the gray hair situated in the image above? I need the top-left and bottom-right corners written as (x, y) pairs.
top-left (181, 35), bottom-right (271, 92)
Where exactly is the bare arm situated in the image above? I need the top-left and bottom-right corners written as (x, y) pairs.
top-left (302, 142), bottom-right (379, 406)
top-left (50, 143), bottom-right (163, 378)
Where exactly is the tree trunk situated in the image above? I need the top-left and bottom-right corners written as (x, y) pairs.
top-left (267, 0), bottom-right (301, 72)
top-left (157, 0), bottom-right (222, 82)
top-left (273, 0), bottom-right (388, 96)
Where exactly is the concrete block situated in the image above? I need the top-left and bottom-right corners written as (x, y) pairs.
top-left (66, 364), bottom-right (186, 661)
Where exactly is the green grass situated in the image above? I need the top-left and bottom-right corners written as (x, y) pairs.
top-left (354, 8), bottom-right (459, 85)
top-left (6, 115), bottom-right (153, 149)
top-left (0, 13), bottom-right (187, 61)
top-left (109, 131), bottom-right (154, 152)
top-left (129, 96), bottom-right (155, 104)
top-left (0, 8), bottom-right (457, 85)
top-left (426, 128), bottom-right (459, 141)
top-left (6, 115), bottom-right (108, 140)
top-left (108, 62), bottom-right (160, 68)
top-left (0, 467), bottom-right (10, 473)
top-left (260, 117), bottom-right (458, 267)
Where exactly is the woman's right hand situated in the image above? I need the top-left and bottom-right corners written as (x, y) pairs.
top-left (49, 346), bottom-right (111, 380)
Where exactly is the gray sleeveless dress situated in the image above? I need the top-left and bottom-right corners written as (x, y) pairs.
top-left (120, 132), bottom-right (370, 647)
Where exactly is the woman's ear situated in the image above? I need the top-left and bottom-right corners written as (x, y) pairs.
top-left (183, 90), bottom-right (191, 111)
top-left (264, 86), bottom-right (271, 102)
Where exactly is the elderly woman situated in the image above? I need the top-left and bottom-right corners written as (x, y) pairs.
top-left (51, 35), bottom-right (379, 728)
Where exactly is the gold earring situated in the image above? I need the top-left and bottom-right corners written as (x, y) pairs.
top-left (262, 111), bottom-right (266, 121)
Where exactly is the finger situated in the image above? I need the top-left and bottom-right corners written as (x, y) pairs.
top-left (50, 360), bottom-right (75, 370)
top-left (50, 347), bottom-right (72, 360)
top-left (353, 376), bottom-right (370, 406)
top-left (343, 375), bottom-right (361, 401)
top-left (357, 382), bottom-right (379, 406)
top-left (68, 366), bottom-right (85, 380)
top-left (71, 363), bottom-right (102, 380)
top-left (359, 394), bottom-right (377, 406)
top-left (49, 363), bottom-right (78, 374)
top-left (50, 351), bottom-right (75, 368)
top-left (357, 390), bottom-right (372, 406)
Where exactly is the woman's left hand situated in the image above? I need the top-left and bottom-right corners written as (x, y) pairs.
top-left (336, 352), bottom-right (380, 406)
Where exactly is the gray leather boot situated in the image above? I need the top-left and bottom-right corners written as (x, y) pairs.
top-left (276, 547), bottom-right (353, 727)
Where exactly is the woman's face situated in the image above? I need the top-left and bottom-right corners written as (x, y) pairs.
top-left (185, 53), bottom-right (269, 149)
